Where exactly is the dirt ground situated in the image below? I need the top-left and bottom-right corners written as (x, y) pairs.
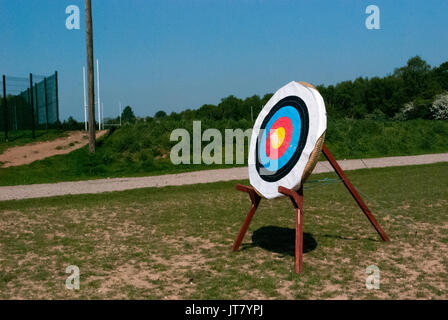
top-left (0, 163), bottom-right (446, 299)
top-left (0, 131), bottom-right (107, 168)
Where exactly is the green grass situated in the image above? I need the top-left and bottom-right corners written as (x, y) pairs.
top-left (325, 119), bottom-right (448, 159)
top-left (0, 163), bottom-right (446, 299)
top-left (0, 129), bottom-right (68, 155)
top-left (0, 119), bottom-right (447, 186)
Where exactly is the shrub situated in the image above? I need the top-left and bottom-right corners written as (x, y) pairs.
top-left (394, 101), bottom-right (415, 120)
top-left (430, 92), bottom-right (448, 120)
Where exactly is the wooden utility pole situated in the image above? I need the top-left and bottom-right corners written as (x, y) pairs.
top-left (85, 0), bottom-right (96, 153)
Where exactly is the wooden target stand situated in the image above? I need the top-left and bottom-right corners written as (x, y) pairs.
top-left (232, 144), bottom-right (390, 274)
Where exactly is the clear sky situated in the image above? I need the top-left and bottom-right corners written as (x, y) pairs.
top-left (1, 0), bottom-right (447, 121)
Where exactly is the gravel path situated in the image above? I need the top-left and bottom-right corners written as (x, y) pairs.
top-left (1, 153), bottom-right (447, 201)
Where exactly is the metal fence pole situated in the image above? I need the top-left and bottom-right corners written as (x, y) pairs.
top-left (14, 102), bottom-right (17, 130)
top-left (44, 77), bottom-right (49, 129)
top-left (27, 88), bottom-right (30, 130)
top-left (29, 73), bottom-right (35, 139)
top-left (55, 71), bottom-right (60, 124)
top-left (2, 75), bottom-right (8, 141)
top-left (34, 82), bottom-right (39, 129)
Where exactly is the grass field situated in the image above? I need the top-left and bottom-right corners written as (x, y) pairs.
top-left (0, 119), bottom-right (448, 186)
top-left (0, 163), bottom-right (446, 299)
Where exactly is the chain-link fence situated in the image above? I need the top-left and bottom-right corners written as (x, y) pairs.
top-left (0, 72), bottom-right (59, 140)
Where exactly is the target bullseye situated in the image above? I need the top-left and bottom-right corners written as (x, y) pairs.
top-left (270, 127), bottom-right (285, 150)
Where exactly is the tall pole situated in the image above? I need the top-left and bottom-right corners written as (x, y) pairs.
top-left (14, 104), bottom-right (17, 131)
top-left (83, 66), bottom-right (87, 131)
top-left (2, 75), bottom-right (8, 141)
top-left (85, 0), bottom-right (96, 153)
top-left (34, 82), bottom-right (39, 127)
top-left (55, 71), bottom-right (60, 124)
top-left (101, 101), bottom-right (104, 129)
top-left (29, 73), bottom-right (35, 139)
top-left (119, 102), bottom-right (122, 127)
top-left (96, 59), bottom-right (101, 131)
top-left (44, 77), bottom-right (49, 130)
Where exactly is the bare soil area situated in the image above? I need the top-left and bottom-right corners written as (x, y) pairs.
top-left (0, 130), bottom-right (107, 168)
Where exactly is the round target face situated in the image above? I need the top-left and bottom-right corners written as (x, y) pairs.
top-left (256, 96), bottom-right (309, 182)
top-left (249, 81), bottom-right (327, 199)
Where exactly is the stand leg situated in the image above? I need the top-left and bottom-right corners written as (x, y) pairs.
top-left (321, 144), bottom-right (390, 242)
top-left (279, 185), bottom-right (304, 274)
top-left (232, 184), bottom-right (261, 252)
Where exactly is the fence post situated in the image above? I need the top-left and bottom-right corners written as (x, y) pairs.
top-left (13, 100), bottom-right (17, 130)
top-left (34, 81), bottom-right (39, 129)
top-left (29, 73), bottom-right (35, 139)
top-left (55, 71), bottom-right (60, 124)
top-left (27, 88), bottom-right (30, 126)
top-left (44, 77), bottom-right (49, 130)
top-left (2, 75), bottom-right (8, 141)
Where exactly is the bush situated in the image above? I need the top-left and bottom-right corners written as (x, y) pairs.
top-left (430, 92), bottom-right (448, 120)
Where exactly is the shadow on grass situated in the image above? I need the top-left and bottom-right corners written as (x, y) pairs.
top-left (241, 226), bottom-right (317, 256)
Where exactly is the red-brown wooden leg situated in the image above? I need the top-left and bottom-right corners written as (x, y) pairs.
top-left (232, 184), bottom-right (261, 252)
top-left (296, 186), bottom-right (304, 273)
top-left (321, 144), bottom-right (390, 242)
top-left (279, 185), bottom-right (304, 274)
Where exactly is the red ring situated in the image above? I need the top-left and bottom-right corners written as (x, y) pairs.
top-left (266, 117), bottom-right (293, 160)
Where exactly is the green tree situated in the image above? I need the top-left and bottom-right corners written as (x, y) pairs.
top-left (121, 106), bottom-right (136, 123)
top-left (433, 62), bottom-right (448, 90)
top-left (154, 110), bottom-right (167, 118)
top-left (62, 116), bottom-right (82, 130)
top-left (394, 56), bottom-right (431, 101)
top-left (219, 95), bottom-right (243, 120)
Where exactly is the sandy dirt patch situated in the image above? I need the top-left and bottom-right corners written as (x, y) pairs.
top-left (0, 130), bottom-right (107, 168)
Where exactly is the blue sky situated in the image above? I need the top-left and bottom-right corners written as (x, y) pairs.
top-left (1, 0), bottom-right (447, 121)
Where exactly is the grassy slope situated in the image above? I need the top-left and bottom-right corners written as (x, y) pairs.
top-left (0, 119), bottom-right (447, 186)
top-left (0, 163), bottom-right (446, 299)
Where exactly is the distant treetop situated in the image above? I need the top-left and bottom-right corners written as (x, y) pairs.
top-left (155, 110), bottom-right (167, 118)
top-left (122, 106), bottom-right (136, 123)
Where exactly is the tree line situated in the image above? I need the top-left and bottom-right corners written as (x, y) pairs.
top-left (150, 56), bottom-right (448, 122)
top-left (87, 55), bottom-right (448, 129)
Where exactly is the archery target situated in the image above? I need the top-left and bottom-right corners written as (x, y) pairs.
top-left (248, 81), bottom-right (327, 199)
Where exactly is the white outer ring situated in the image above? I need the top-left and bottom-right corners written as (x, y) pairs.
top-left (248, 81), bottom-right (327, 199)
